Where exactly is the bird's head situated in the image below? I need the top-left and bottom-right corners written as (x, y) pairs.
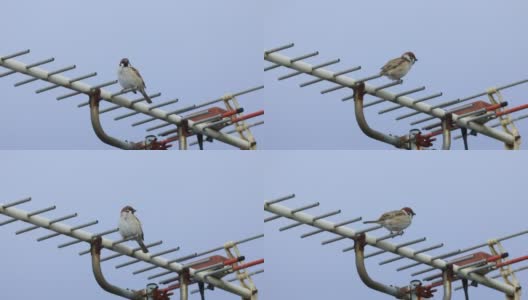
top-left (119, 58), bottom-right (130, 67)
top-left (402, 52), bottom-right (418, 63)
top-left (401, 207), bottom-right (416, 217)
top-left (121, 205), bottom-right (136, 214)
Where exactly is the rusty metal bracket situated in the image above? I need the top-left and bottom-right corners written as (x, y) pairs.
top-left (90, 89), bottom-right (170, 150)
top-left (441, 265), bottom-right (454, 300)
top-left (90, 237), bottom-right (145, 300)
top-left (413, 130), bottom-right (434, 149)
top-left (354, 233), bottom-right (411, 299)
top-left (89, 89), bottom-right (141, 150)
top-left (441, 114), bottom-right (453, 150)
top-left (178, 119), bottom-right (190, 150)
top-left (180, 268), bottom-right (191, 300)
top-left (353, 83), bottom-right (410, 149)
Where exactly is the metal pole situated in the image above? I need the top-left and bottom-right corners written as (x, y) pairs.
top-left (353, 83), bottom-right (409, 149)
top-left (410, 280), bottom-right (421, 300)
top-left (90, 237), bottom-right (144, 300)
top-left (178, 126), bottom-right (188, 150)
top-left (0, 57), bottom-right (252, 150)
top-left (145, 283), bottom-right (158, 300)
top-left (354, 234), bottom-right (410, 299)
top-left (441, 114), bottom-right (452, 150)
top-left (89, 89), bottom-right (138, 150)
top-left (0, 203), bottom-right (252, 298)
top-left (180, 269), bottom-right (189, 300)
top-left (443, 269), bottom-right (452, 300)
top-left (264, 52), bottom-right (517, 146)
top-left (264, 202), bottom-right (517, 296)
top-left (400, 79), bottom-right (528, 120)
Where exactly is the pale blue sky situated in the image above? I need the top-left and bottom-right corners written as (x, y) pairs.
top-left (1, 1), bottom-right (527, 300)
top-left (0, 152), bottom-right (264, 300)
top-left (0, 0), bottom-right (262, 149)
top-left (3, 1), bottom-right (528, 149)
top-left (263, 151), bottom-right (527, 299)
top-left (263, 0), bottom-right (528, 149)
top-left (1, 152), bottom-right (525, 299)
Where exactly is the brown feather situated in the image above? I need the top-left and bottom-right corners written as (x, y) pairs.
top-left (130, 66), bottom-right (146, 88)
top-left (381, 57), bottom-right (405, 74)
top-left (377, 210), bottom-right (406, 222)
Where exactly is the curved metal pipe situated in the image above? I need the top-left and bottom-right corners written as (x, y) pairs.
top-left (90, 237), bottom-right (144, 300)
top-left (353, 83), bottom-right (409, 149)
top-left (354, 234), bottom-right (411, 299)
top-left (441, 114), bottom-right (452, 150)
top-left (89, 89), bottom-right (139, 150)
top-left (180, 269), bottom-right (189, 300)
top-left (442, 269), bottom-right (452, 300)
top-left (178, 125), bottom-right (188, 150)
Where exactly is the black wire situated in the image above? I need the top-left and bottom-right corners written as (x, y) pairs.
top-left (197, 134), bottom-right (204, 150)
top-left (198, 282), bottom-right (205, 300)
top-left (462, 278), bottom-right (470, 300)
top-left (461, 128), bottom-right (469, 150)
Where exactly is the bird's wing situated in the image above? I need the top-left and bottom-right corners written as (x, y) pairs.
top-left (130, 66), bottom-right (146, 88)
top-left (381, 57), bottom-right (404, 74)
top-left (134, 214), bottom-right (145, 240)
top-left (378, 210), bottom-right (404, 221)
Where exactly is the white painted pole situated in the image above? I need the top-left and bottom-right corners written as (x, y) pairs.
top-left (0, 57), bottom-right (252, 149)
top-left (265, 52), bottom-right (517, 145)
top-left (264, 202), bottom-right (517, 296)
top-left (0, 203), bottom-right (252, 298)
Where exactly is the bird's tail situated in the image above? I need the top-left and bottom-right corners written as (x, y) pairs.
top-left (363, 220), bottom-right (379, 224)
top-left (139, 89), bottom-right (152, 104)
top-left (137, 239), bottom-right (149, 253)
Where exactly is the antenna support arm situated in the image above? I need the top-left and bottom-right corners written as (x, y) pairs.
top-left (90, 236), bottom-right (145, 300)
top-left (353, 83), bottom-right (410, 149)
top-left (354, 234), bottom-right (411, 299)
top-left (89, 89), bottom-right (141, 150)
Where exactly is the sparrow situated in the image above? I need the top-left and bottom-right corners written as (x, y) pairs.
top-left (363, 207), bottom-right (416, 234)
top-left (380, 52), bottom-right (418, 81)
top-left (118, 205), bottom-right (149, 253)
top-left (117, 58), bottom-right (152, 103)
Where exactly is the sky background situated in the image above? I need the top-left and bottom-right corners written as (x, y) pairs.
top-left (2, 1), bottom-right (528, 150)
top-left (0, 152), bottom-right (264, 300)
top-left (263, 0), bottom-right (528, 149)
top-left (262, 152), bottom-right (527, 299)
top-left (0, 0), bottom-right (262, 150)
top-left (1, 2), bottom-right (526, 299)
top-left (0, 152), bottom-right (526, 299)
